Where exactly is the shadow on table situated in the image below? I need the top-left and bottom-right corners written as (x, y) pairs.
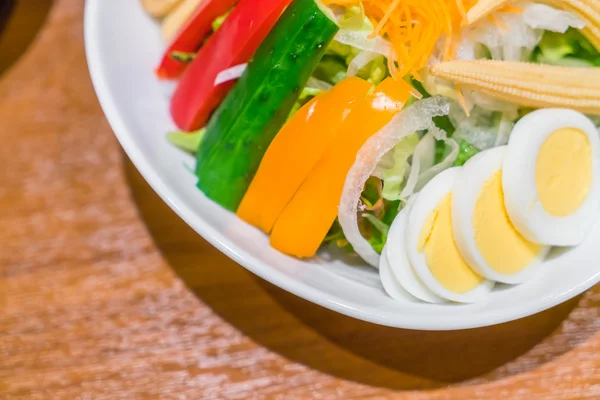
top-left (124, 157), bottom-right (597, 390)
top-left (0, 0), bottom-right (53, 77)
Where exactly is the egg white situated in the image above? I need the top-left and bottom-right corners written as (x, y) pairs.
top-left (379, 246), bottom-right (416, 301)
top-left (405, 168), bottom-right (494, 303)
top-left (452, 146), bottom-right (551, 284)
top-left (384, 203), bottom-right (445, 303)
top-left (502, 109), bottom-right (600, 246)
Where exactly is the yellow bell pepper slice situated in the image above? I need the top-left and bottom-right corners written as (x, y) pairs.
top-left (237, 77), bottom-right (372, 233)
top-left (270, 78), bottom-right (413, 257)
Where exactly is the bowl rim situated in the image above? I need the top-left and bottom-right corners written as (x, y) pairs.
top-left (83, 0), bottom-right (599, 330)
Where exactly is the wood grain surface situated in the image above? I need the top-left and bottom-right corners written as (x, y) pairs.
top-left (2, 0), bottom-right (600, 398)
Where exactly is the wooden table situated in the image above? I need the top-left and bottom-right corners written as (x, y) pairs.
top-left (2, 1), bottom-right (600, 398)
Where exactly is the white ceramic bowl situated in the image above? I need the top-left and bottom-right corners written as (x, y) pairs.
top-left (84, 0), bottom-right (600, 330)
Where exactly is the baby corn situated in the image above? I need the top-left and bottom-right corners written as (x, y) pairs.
top-left (430, 60), bottom-right (600, 115)
top-left (466, 0), bottom-right (600, 50)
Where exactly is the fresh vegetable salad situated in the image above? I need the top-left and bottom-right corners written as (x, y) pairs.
top-left (143, 0), bottom-right (600, 304)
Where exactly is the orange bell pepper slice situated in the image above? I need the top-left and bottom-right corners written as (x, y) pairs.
top-left (270, 78), bottom-right (413, 257)
top-left (237, 77), bottom-right (372, 233)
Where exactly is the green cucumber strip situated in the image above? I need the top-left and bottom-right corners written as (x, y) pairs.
top-left (196, 0), bottom-right (339, 211)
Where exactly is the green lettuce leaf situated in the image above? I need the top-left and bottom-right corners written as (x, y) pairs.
top-left (378, 134), bottom-right (420, 201)
top-left (166, 129), bottom-right (205, 154)
top-left (312, 55), bottom-right (348, 85)
top-left (532, 29), bottom-right (600, 67)
top-left (453, 139), bottom-right (480, 167)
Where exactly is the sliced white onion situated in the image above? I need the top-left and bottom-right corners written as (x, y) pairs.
top-left (415, 137), bottom-right (458, 192)
top-left (399, 153), bottom-right (420, 201)
top-left (522, 3), bottom-right (584, 32)
top-left (306, 77), bottom-right (333, 91)
top-left (214, 63), bottom-right (247, 86)
top-left (338, 97), bottom-right (451, 267)
top-left (399, 131), bottom-right (457, 201)
top-left (348, 51), bottom-right (379, 76)
top-left (399, 133), bottom-right (435, 201)
top-left (494, 114), bottom-right (514, 147)
top-left (335, 29), bottom-right (393, 57)
top-left (415, 133), bottom-right (436, 171)
top-left (455, 2), bottom-right (583, 64)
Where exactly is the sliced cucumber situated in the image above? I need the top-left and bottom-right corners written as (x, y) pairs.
top-left (196, 0), bottom-right (339, 211)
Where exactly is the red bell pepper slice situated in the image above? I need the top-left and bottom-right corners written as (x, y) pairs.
top-left (156, 0), bottom-right (239, 79)
top-left (170, 0), bottom-right (292, 131)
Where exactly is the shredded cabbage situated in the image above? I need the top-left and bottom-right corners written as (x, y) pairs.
top-left (348, 51), bottom-right (378, 76)
top-left (335, 29), bottom-right (393, 58)
top-left (331, 3), bottom-right (367, 30)
top-left (429, 1), bottom-right (586, 116)
top-left (457, 2), bottom-right (584, 63)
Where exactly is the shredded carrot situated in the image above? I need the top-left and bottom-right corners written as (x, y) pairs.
top-left (499, 5), bottom-right (524, 14)
top-left (368, 0), bottom-right (401, 39)
top-left (357, 0), bottom-right (476, 79)
top-left (455, 85), bottom-right (470, 117)
top-left (410, 87), bottom-right (424, 100)
top-left (387, 49), bottom-right (398, 79)
top-left (455, 0), bottom-right (466, 21)
top-left (411, 68), bottom-right (423, 83)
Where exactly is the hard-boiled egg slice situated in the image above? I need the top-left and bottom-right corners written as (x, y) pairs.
top-left (452, 147), bottom-right (551, 284)
top-left (384, 204), bottom-right (445, 303)
top-left (379, 245), bottom-right (415, 301)
top-left (503, 109), bottom-right (600, 246)
top-left (406, 168), bottom-right (494, 303)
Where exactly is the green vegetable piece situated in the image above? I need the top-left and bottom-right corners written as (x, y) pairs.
top-left (533, 29), bottom-right (600, 67)
top-left (337, 4), bottom-right (366, 30)
top-left (474, 43), bottom-right (493, 60)
top-left (380, 133), bottom-right (419, 201)
top-left (196, 0), bottom-right (339, 211)
top-left (362, 213), bottom-right (390, 253)
top-left (167, 129), bottom-right (205, 154)
top-left (538, 31), bottom-right (574, 62)
top-left (366, 57), bottom-right (387, 85)
top-left (352, 55), bottom-right (388, 85)
top-left (327, 41), bottom-right (354, 58)
top-left (169, 51), bottom-right (196, 63)
top-left (453, 140), bottom-right (480, 167)
top-left (212, 9), bottom-right (232, 32)
top-left (313, 54), bottom-right (348, 85)
top-left (288, 87), bottom-right (322, 119)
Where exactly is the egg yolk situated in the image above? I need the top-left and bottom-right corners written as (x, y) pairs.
top-left (418, 194), bottom-right (484, 293)
top-left (536, 128), bottom-right (592, 217)
top-left (474, 171), bottom-right (543, 274)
